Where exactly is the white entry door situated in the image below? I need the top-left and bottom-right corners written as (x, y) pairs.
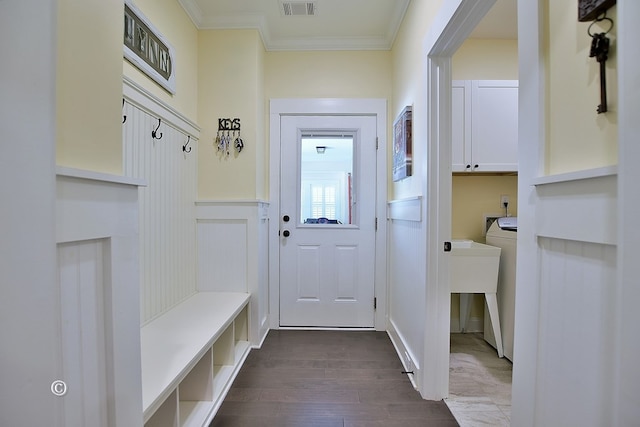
top-left (279, 115), bottom-right (377, 327)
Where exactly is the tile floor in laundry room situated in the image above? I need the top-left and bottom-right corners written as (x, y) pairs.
top-left (447, 332), bottom-right (513, 427)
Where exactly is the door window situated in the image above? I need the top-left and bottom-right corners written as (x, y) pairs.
top-left (300, 134), bottom-right (355, 225)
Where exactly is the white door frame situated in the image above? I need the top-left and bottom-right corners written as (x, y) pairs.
top-left (269, 98), bottom-right (388, 330)
top-left (421, 0), bottom-right (496, 399)
top-left (614, 2), bottom-right (640, 424)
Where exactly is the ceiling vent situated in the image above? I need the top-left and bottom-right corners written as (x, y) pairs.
top-left (280, 1), bottom-right (317, 16)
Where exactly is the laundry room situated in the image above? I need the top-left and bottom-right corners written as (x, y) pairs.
top-left (446, 17), bottom-right (519, 423)
top-left (449, 34), bottom-right (519, 337)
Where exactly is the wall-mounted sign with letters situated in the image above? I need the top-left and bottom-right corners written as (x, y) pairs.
top-left (124, 1), bottom-right (176, 94)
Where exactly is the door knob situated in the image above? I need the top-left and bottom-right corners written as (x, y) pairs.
top-left (283, 230), bottom-right (290, 237)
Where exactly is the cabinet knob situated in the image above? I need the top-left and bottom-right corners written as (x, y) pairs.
top-left (465, 164), bottom-right (471, 169)
top-left (473, 164), bottom-right (479, 169)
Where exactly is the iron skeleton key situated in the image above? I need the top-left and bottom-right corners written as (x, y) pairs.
top-left (589, 32), bottom-right (610, 114)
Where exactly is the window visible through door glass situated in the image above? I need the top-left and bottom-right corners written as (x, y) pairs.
top-left (300, 134), bottom-right (355, 225)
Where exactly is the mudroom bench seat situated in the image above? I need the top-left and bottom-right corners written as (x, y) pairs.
top-left (141, 291), bottom-right (250, 427)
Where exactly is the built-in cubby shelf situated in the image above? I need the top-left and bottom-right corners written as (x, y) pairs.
top-left (141, 292), bottom-right (251, 427)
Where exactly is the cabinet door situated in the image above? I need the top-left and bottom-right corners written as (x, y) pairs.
top-left (451, 81), bottom-right (472, 172)
top-left (470, 80), bottom-right (518, 172)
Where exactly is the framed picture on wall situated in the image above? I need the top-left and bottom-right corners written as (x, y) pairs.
top-left (124, 0), bottom-right (176, 94)
top-left (392, 106), bottom-right (412, 182)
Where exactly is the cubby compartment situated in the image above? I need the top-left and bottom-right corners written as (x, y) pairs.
top-left (212, 324), bottom-right (235, 397)
top-left (145, 390), bottom-right (178, 427)
top-left (234, 305), bottom-right (250, 360)
top-left (179, 348), bottom-right (214, 426)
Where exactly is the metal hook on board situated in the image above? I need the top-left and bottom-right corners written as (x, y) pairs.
top-left (122, 99), bottom-right (127, 124)
top-left (152, 118), bottom-right (163, 140)
top-left (182, 135), bottom-right (192, 153)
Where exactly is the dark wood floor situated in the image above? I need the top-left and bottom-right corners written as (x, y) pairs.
top-left (210, 330), bottom-right (459, 426)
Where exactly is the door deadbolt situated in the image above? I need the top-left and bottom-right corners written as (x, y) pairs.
top-left (283, 215), bottom-right (290, 222)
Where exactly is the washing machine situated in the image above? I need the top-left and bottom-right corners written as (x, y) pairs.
top-left (484, 217), bottom-right (517, 361)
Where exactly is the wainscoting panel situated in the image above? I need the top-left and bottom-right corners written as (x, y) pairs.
top-left (58, 239), bottom-right (109, 427)
top-left (123, 100), bottom-right (198, 324)
top-left (535, 237), bottom-right (616, 427)
top-left (197, 219), bottom-right (248, 293)
top-left (196, 201), bottom-right (271, 346)
top-left (56, 168), bottom-right (144, 426)
top-left (530, 169), bottom-right (618, 427)
top-left (387, 197), bottom-right (424, 390)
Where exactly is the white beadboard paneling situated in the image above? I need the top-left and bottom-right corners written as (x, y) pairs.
top-left (58, 240), bottom-right (109, 427)
top-left (535, 237), bottom-right (616, 427)
top-left (123, 101), bottom-right (198, 323)
top-left (387, 217), bottom-right (424, 390)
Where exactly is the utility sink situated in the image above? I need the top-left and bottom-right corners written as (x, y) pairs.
top-left (449, 240), bottom-right (504, 358)
top-left (450, 240), bottom-right (501, 293)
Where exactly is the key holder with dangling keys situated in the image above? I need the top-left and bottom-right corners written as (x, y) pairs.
top-left (587, 13), bottom-right (614, 114)
top-left (216, 118), bottom-right (244, 156)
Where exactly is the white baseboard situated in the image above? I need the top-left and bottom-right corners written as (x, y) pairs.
top-left (387, 319), bottom-right (419, 390)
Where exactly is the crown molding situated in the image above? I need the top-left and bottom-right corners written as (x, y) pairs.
top-left (177, 0), bottom-right (204, 28)
top-left (176, 0), bottom-right (409, 51)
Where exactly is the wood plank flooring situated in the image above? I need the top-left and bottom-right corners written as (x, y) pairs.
top-left (210, 330), bottom-right (459, 426)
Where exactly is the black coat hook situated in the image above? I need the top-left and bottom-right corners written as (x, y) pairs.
top-left (152, 118), bottom-right (163, 139)
top-left (122, 99), bottom-right (127, 124)
top-left (182, 135), bottom-right (192, 153)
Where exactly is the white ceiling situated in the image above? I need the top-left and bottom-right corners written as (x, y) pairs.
top-left (177, 0), bottom-right (517, 51)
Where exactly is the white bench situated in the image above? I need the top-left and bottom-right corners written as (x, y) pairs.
top-left (141, 291), bottom-right (251, 427)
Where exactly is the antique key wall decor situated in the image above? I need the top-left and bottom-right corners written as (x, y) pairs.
top-left (587, 14), bottom-right (613, 114)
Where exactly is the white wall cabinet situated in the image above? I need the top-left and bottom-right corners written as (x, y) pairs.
top-left (452, 80), bottom-right (518, 172)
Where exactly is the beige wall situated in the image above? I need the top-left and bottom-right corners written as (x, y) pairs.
top-left (198, 30), bottom-right (265, 200)
top-left (390, 0), bottom-right (445, 200)
top-left (546, 2), bottom-right (617, 174)
top-left (265, 51), bottom-right (392, 99)
top-left (452, 175), bottom-right (518, 241)
top-left (56, 0), bottom-right (198, 174)
top-left (56, 0), bottom-right (123, 174)
top-left (453, 38), bottom-right (518, 80)
top-left (124, 0), bottom-right (199, 122)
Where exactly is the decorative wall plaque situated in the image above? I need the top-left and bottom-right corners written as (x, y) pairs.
top-left (392, 106), bottom-right (412, 182)
top-left (578, 0), bottom-right (616, 22)
top-left (124, 1), bottom-right (176, 94)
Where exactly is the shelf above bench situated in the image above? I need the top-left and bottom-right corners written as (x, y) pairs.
top-left (141, 291), bottom-right (250, 426)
